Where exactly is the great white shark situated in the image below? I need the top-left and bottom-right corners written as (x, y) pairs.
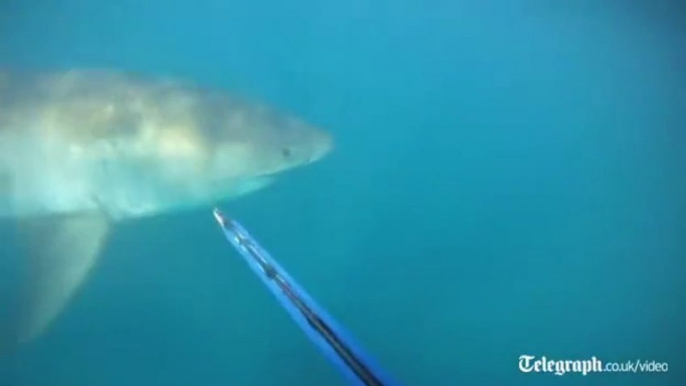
top-left (0, 69), bottom-right (332, 344)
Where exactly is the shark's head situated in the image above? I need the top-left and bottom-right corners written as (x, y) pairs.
top-left (122, 94), bottom-right (334, 214)
top-left (208, 105), bottom-right (333, 182)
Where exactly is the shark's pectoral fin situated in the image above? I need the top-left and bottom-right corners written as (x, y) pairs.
top-left (18, 212), bottom-right (110, 343)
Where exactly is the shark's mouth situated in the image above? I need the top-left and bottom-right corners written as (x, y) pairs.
top-left (215, 176), bottom-right (275, 200)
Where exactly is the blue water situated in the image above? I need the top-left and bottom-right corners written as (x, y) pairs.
top-left (1, 1), bottom-right (685, 385)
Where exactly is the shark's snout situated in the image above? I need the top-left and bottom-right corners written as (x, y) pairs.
top-left (312, 132), bottom-right (333, 163)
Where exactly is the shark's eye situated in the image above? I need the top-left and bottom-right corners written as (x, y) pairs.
top-left (281, 147), bottom-right (291, 158)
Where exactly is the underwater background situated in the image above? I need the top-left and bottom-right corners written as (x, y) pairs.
top-left (0, 0), bottom-right (684, 385)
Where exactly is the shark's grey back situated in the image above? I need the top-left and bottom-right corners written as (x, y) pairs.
top-left (1, 69), bottom-right (243, 142)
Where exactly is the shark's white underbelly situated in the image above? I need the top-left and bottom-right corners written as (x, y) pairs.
top-left (0, 131), bottom-right (274, 221)
top-left (0, 129), bottom-right (161, 220)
